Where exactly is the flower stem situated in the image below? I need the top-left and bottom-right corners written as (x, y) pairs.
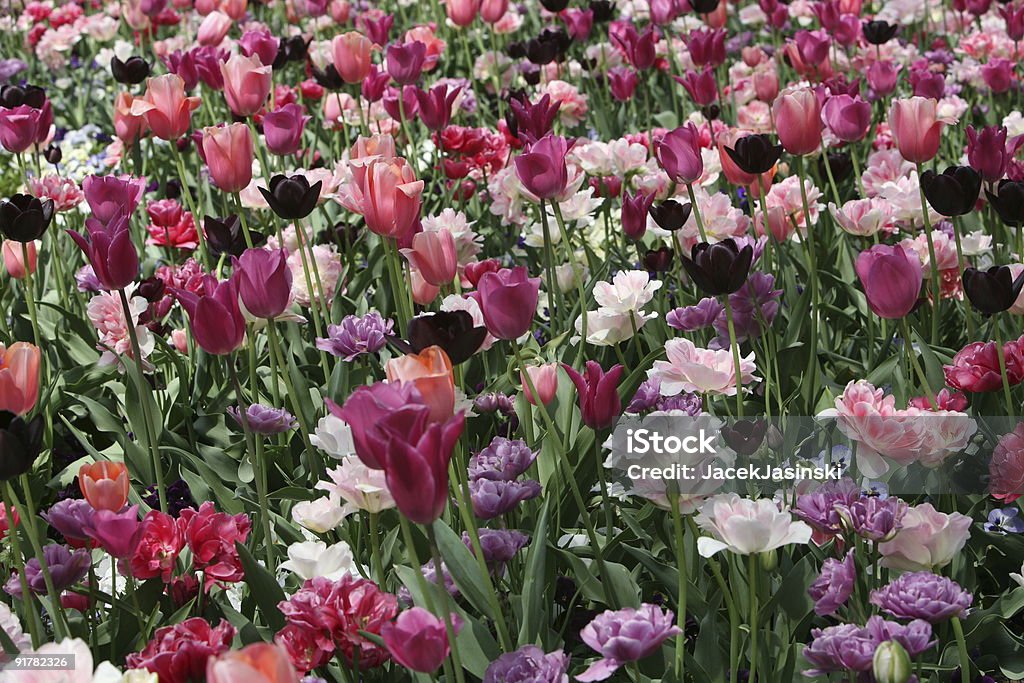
top-left (993, 314), bottom-right (1016, 417)
top-left (723, 296), bottom-right (744, 417)
top-left (915, 162), bottom-right (942, 346)
top-left (686, 182), bottom-right (708, 243)
top-left (747, 553), bottom-right (759, 683)
top-left (952, 616), bottom-right (970, 683)
top-left (900, 318), bottom-right (937, 409)
top-left (671, 494), bottom-right (688, 682)
top-left (426, 524), bottom-right (466, 683)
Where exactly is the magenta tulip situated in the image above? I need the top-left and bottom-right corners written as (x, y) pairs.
top-left (386, 41), bottom-right (426, 85)
top-left (67, 213), bottom-right (139, 291)
top-left (772, 88), bottom-right (822, 156)
top-left (674, 66), bottom-right (718, 106)
top-left (382, 608), bottom-right (462, 673)
top-left (514, 134), bottom-right (572, 200)
top-left (607, 67), bottom-right (639, 102)
top-left (654, 123), bottom-right (704, 184)
top-left (475, 266), bottom-right (541, 340)
top-left (821, 94), bottom-right (872, 143)
top-left (562, 361), bottom-right (624, 430)
top-left (855, 244), bottom-right (923, 319)
top-left (413, 84), bottom-right (461, 132)
top-left (233, 248), bottom-right (292, 319)
top-left (0, 105), bottom-right (42, 154)
top-left (262, 103), bottom-right (310, 156)
top-left (330, 382), bottom-right (425, 469)
top-left (173, 274), bottom-right (247, 355)
top-left (966, 125), bottom-right (1013, 183)
top-left (622, 191), bottom-right (654, 240)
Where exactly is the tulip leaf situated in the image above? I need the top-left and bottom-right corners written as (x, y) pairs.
top-left (235, 540), bottom-right (286, 631)
top-left (517, 499), bottom-right (549, 646)
top-left (433, 520), bottom-right (498, 623)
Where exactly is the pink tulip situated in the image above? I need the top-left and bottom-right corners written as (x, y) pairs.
top-left (855, 244), bottom-right (923, 319)
top-left (446, 0), bottom-right (480, 26)
top-left (401, 229), bottom-right (458, 286)
top-left (197, 10), bottom-right (232, 46)
top-left (239, 28), bottom-right (280, 67)
top-left (2, 240), bottom-right (36, 280)
top-left (201, 123), bottom-right (253, 193)
top-left (130, 74), bottom-right (201, 141)
top-left (522, 363), bottom-right (559, 406)
top-left (351, 157), bottom-right (424, 241)
top-left (888, 97), bottom-right (944, 164)
top-left (772, 88), bottom-right (822, 156)
top-left (982, 58), bottom-right (1015, 94)
top-left (220, 53), bottom-right (273, 117)
top-left (382, 608), bottom-right (462, 673)
top-left (607, 67), bottom-right (639, 102)
top-left (113, 92), bottom-right (148, 144)
top-left (0, 342), bottom-right (40, 416)
top-left (479, 0), bottom-right (508, 22)
top-left (332, 32), bottom-right (374, 84)
top-left (0, 105), bottom-right (42, 154)
top-left (867, 61), bottom-right (900, 97)
top-left (654, 123), bottom-right (704, 184)
top-left (821, 94), bottom-right (872, 142)
top-left (410, 269), bottom-right (441, 305)
top-left (262, 103), bottom-right (309, 156)
top-left (207, 643), bottom-right (299, 683)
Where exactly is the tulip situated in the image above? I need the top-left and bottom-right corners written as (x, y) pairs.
top-left (173, 275), bottom-right (247, 355)
top-left (386, 41), bottom-right (426, 85)
top-left (514, 134), bottom-right (572, 200)
top-left (110, 56), bottom-right (151, 86)
top-left (332, 32), bottom-right (374, 84)
top-left (607, 67), bottom-right (639, 102)
top-left (508, 94), bottom-right (561, 144)
top-left (480, 0), bottom-right (508, 22)
top-left (654, 124), bottom-right (703, 184)
top-left (855, 244), bottom-right (923, 319)
top-left (963, 266), bottom-right (1024, 315)
top-left (873, 641), bottom-right (912, 683)
top-left (643, 246), bottom-right (674, 273)
top-left (446, 0), bottom-right (480, 26)
top-left (382, 84), bottom-right (419, 122)
top-left (622, 191), bottom-right (654, 240)
top-left (0, 342), bottom-right (40, 417)
top-left (67, 213), bottom-right (140, 291)
top-left (988, 180), bottom-right (1024, 227)
top-left (113, 92), bottom-right (148, 143)
top-left (401, 229), bottom-right (458, 286)
top-left (867, 60), bottom-right (900, 97)
top-left (220, 54), bottom-right (273, 117)
top-left (262, 103), bottom-right (310, 156)
top-left (352, 157), bottom-right (424, 240)
top-left (909, 68), bottom-right (945, 100)
top-left (772, 88), bottom-right (822, 156)
top-left (204, 215), bottom-right (248, 257)
top-left (888, 97), bottom-right (943, 164)
top-left (382, 608), bottom-right (462, 673)
top-left (675, 66), bottom-right (718, 106)
top-left (723, 133), bottom-right (781, 176)
top-left (648, 200), bottom-right (693, 232)
top-left (239, 28), bottom-right (280, 68)
top-left (0, 194), bottom-right (53, 242)
top-left (362, 66), bottom-right (391, 102)
top-left (201, 123), bottom-right (253, 193)
top-left (475, 266), bottom-right (542, 340)
top-left (862, 19), bottom-right (899, 44)
top-left (406, 311), bottom-right (486, 365)
top-left (680, 239), bottom-right (753, 296)
top-left (331, 381), bottom-right (425, 469)
top-left (83, 505), bottom-right (143, 559)
top-left (562, 8), bottom-right (594, 40)
top-left (821, 94), bottom-right (872, 143)
top-left (562, 361), bottom-right (623, 430)
top-left (258, 174), bottom-right (322, 220)
top-left (919, 166), bottom-right (981, 217)
top-left (207, 643), bottom-right (300, 683)
top-left (0, 105), bottom-right (42, 153)
top-left (234, 248), bottom-right (292, 319)
top-left (982, 58), bottom-right (1015, 94)
top-left (615, 25), bottom-right (657, 70)
top-left (1001, 3), bottom-right (1024, 41)
top-left (83, 175), bottom-right (145, 227)
top-left (78, 461), bottom-right (130, 511)
top-left (686, 28), bottom-right (726, 67)
top-left (197, 10), bottom-right (232, 46)
top-left (966, 125), bottom-right (1013, 183)
top-left (130, 74), bottom-right (201, 141)
top-left (385, 346), bottom-right (456, 423)
top-left (2, 239), bottom-right (36, 280)
top-left (0, 412), bottom-right (43, 481)
top-left (413, 84), bottom-right (460, 131)
top-left (522, 363), bottom-right (559, 405)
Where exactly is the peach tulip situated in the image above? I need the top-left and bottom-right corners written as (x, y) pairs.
top-left (202, 123), bottom-right (254, 193)
top-left (113, 92), bottom-right (148, 144)
top-left (2, 240), bottom-right (37, 280)
top-left (385, 346), bottom-right (455, 423)
top-left (221, 54), bottom-right (273, 118)
top-left (0, 342), bottom-right (40, 416)
top-left (331, 32), bottom-right (374, 84)
top-left (207, 643), bottom-right (299, 683)
top-left (78, 461), bottom-right (130, 511)
top-left (131, 74), bottom-right (201, 141)
top-left (400, 229), bottom-right (457, 286)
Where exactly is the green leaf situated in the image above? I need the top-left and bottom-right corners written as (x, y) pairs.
top-left (517, 499), bottom-right (549, 646)
top-left (235, 541), bottom-right (286, 630)
top-left (433, 520), bottom-right (496, 622)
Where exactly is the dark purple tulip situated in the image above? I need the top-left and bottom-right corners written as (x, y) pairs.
top-left (675, 66), bottom-right (718, 106)
top-left (966, 125), bottom-right (1013, 183)
top-left (233, 248), bottom-right (292, 319)
top-left (67, 213), bottom-right (139, 291)
top-left (508, 94), bottom-right (561, 145)
top-left (680, 239), bottom-right (753, 296)
top-left (3, 544), bottom-right (90, 598)
top-left (386, 41), bottom-right (427, 85)
top-left (621, 190), bottom-right (654, 240)
top-left (413, 84), bottom-right (461, 131)
top-left (613, 24), bottom-right (657, 70)
top-left (607, 67), bottom-right (639, 102)
top-left (172, 275), bottom-right (246, 355)
top-left (562, 361), bottom-right (623, 430)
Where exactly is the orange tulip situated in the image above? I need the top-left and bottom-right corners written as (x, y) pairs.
top-left (131, 74), bottom-right (201, 142)
top-left (0, 342), bottom-right (40, 416)
top-left (207, 643), bottom-right (299, 683)
top-left (2, 240), bottom-right (37, 280)
top-left (385, 346), bottom-right (455, 423)
top-left (78, 461), bottom-right (130, 511)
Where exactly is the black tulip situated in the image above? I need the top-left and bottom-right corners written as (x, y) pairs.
top-left (589, 0), bottom-right (615, 21)
top-left (165, 179), bottom-right (182, 200)
top-left (986, 180), bottom-right (1024, 227)
top-left (862, 20), bottom-right (899, 45)
top-left (506, 41), bottom-right (527, 59)
top-left (0, 412), bottom-right (44, 481)
top-left (818, 152), bottom-right (853, 183)
top-left (285, 35), bottom-right (309, 62)
top-left (725, 134), bottom-right (782, 175)
top-left (258, 175), bottom-right (322, 220)
top-left (721, 419), bottom-right (767, 455)
top-left (962, 266), bottom-right (1024, 315)
top-left (312, 65), bottom-right (344, 90)
top-left (0, 84), bottom-right (45, 109)
top-left (43, 143), bottom-right (61, 165)
top-left (540, 0), bottom-right (570, 11)
top-left (643, 246), bottom-right (674, 272)
top-left (110, 56), bottom-right (151, 85)
top-left (680, 239), bottom-right (753, 296)
top-left (690, 0), bottom-right (721, 12)
top-left (701, 104), bottom-right (721, 122)
top-left (138, 276), bottom-right (166, 302)
top-left (920, 166), bottom-right (982, 217)
top-left (522, 65), bottom-right (542, 86)
top-left (648, 200), bottom-right (692, 231)
top-left (525, 38), bottom-right (559, 65)
top-left (0, 194), bottom-right (54, 243)
top-left (204, 215), bottom-right (250, 257)
top-left (407, 311), bottom-right (487, 365)
top-left (273, 44), bottom-right (290, 70)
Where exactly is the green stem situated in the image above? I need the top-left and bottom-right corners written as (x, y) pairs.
top-left (671, 495), bottom-right (688, 682)
top-left (723, 297), bottom-right (744, 417)
top-left (952, 615), bottom-right (970, 683)
top-left (900, 318), bottom-right (937, 409)
top-left (686, 183), bottom-right (708, 243)
top-left (426, 524), bottom-right (466, 683)
top-left (994, 315), bottom-right (1016, 417)
top-left (915, 163), bottom-right (942, 346)
top-left (265, 320), bottom-right (322, 481)
top-left (747, 554), bottom-right (759, 683)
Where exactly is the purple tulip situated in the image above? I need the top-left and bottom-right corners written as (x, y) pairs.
top-left (316, 312), bottom-right (393, 361)
top-left (470, 528), bottom-right (530, 568)
top-left (162, 50), bottom-right (199, 90)
top-left (172, 274), bottom-right (246, 355)
top-left (562, 361), bottom-right (623, 430)
top-left (0, 105), bottom-right (42, 154)
top-left (909, 67), bottom-right (945, 99)
top-left (674, 66), bottom-right (718, 106)
top-left (855, 244), bottom-right (923, 319)
top-left (239, 28), bottom-right (280, 68)
top-left (262, 103), bottom-right (310, 156)
top-left (508, 94), bottom-right (561, 144)
top-left (228, 403), bottom-right (297, 434)
top-left (381, 607), bottom-right (462, 673)
top-left (869, 572), bottom-right (973, 623)
top-left (483, 646), bottom-right (570, 683)
top-left (386, 41), bottom-right (426, 85)
top-left (3, 544), bottom-right (90, 598)
top-left (192, 46), bottom-right (229, 91)
top-left (685, 28), bottom-right (726, 67)
top-left (330, 381), bottom-right (425, 469)
top-left (470, 478), bottom-right (542, 519)
top-left (654, 124), bottom-right (704, 184)
top-left (577, 604), bottom-right (682, 682)
top-left (469, 437), bottom-right (537, 482)
top-left (808, 551), bottom-right (855, 616)
top-left (836, 495), bottom-right (907, 541)
top-left (607, 67), bottom-right (639, 102)
top-left (361, 66), bottom-right (392, 103)
top-left (413, 84), bottom-right (461, 132)
top-left (475, 266), bottom-right (541, 340)
top-left (362, 13), bottom-right (394, 46)
top-left (67, 213), bottom-right (139, 291)
top-left (803, 623), bottom-right (881, 675)
top-left (793, 478), bottom-right (863, 536)
top-left (966, 125), bottom-right (1013, 183)
top-left (667, 298), bottom-right (724, 332)
top-left (382, 85), bottom-right (419, 122)
top-left (621, 191), bottom-right (654, 240)
top-left (82, 175), bottom-right (146, 226)
top-left (514, 134), bottom-right (573, 201)
top-left (821, 94), bottom-right (872, 142)
top-left (42, 499), bottom-right (95, 543)
top-left (82, 505), bottom-right (144, 559)
top-left (866, 61), bottom-right (900, 97)
top-left (864, 616), bottom-right (936, 656)
top-left (233, 248), bottom-right (292, 319)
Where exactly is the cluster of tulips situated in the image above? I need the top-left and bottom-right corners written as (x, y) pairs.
top-left (2, 0), bottom-right (1024, 680)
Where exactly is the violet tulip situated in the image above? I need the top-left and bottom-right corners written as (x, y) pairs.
top-left (382, 607), bottom-right (462, 673)
top-left (514, 134), bottom-right (572, 200)
top-left (966, 125), bottom-right (1013, 183)
top-left (173, 275), bottom-right (246, 355)
top-left (201, 123), bottom-right (253, 193)
top-left (607, 67), bottom-right (639, 102)
top-left (475, 266), bottom-right (542, 340)
top-left (413, 84), bottom-right (460, 131)
top-left (772, 88), bottom-right (822, 156)
top-left (888, 97), bottom-right (944, 164)
top-left (67, 213), bottom-right (139, 291)
top-left (855, 244), bottom-right (923, 319)
top-left (622, 191), bottom-right (654, 240)
top-left (386, 41), bottom-right (426, 85)
top-left (233, 248), bottom-right (292, 319)
top-left (562, 361), bottom-right (624, 430)
top-left (262, 103), bottom-right (309, 156)
top-left (83, 504), bottom-right (144, 559)
top-left (821, 94), bottom-right (872, 143)
top-left (654, 123), bottom-right (704, 184)
top-left (0, 105), bottom-right (42, 154)
top-left (675, 66), bottom-right (718, 106)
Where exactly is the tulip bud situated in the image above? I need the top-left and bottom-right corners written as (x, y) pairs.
top-left (759, 548), bottom-right (778, 572)
top-left (872, 641), bottom-right (912, 683)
